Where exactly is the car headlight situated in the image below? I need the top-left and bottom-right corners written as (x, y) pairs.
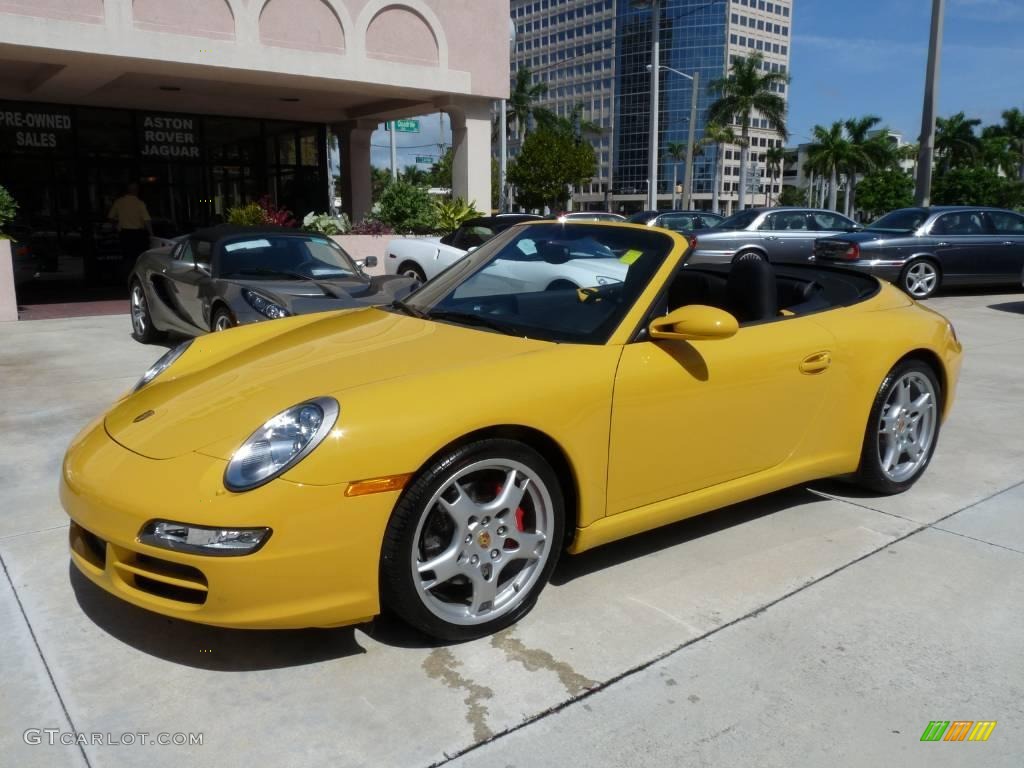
top-left (224, 397), bottom-right (339, 492)
top-left (595, 275), bottom-right (622, 285)
top-left (134, 339), bottom-right (193, 392)
top-left (138, 520), bottom-right (271, 556)
top-left (242, 288), bottom-right (291, 319)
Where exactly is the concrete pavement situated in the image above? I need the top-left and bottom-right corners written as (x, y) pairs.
top-left (1, 290), bottom-right (1022, 767)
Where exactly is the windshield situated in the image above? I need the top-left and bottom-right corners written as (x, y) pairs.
top-left (216, 235), bottom-right (359, 279)
top-left (400, 223), bottom-right (675, 344)
top-left (714, 209), bottom-right (761, 230)
top-left (866, 209), bottom-right (929, 234)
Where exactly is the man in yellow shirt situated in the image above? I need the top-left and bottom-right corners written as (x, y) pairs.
top-left (108, 183), bottom-right (152, 270)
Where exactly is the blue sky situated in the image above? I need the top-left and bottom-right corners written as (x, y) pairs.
top-left (788, 0), bottom-right (1023, 145)
top-left (364, 0), bottom-right (1023, 168)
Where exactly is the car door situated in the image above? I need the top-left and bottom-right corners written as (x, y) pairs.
top-left (929, 211), bottom-right (997, 282)
top-left (984, 210), bottom-right (1024, 281)
top-left (758, 210), bottom-right (814, 263)
top-left (606, 314), bottom-right (835, 515)
top-left (171, 238), bottom-right (213, 328)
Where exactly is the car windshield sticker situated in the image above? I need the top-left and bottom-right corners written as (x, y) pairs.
top-left (225, 239), bottom-right (272, 252)
top-left (619, 249), bottom-right (643, 265)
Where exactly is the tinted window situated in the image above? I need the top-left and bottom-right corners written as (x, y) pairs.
top-left (810, 212), bottom-right (853, 231)
top-left (699, 214), bottom-right (724, 228)
top-left (765, 211), bottom-right (809, 231)
top-left (453, 225), bottom-right (496, 250)
top-left (867, 209), bottom-right (929, 233)
top-left (657, 213), bottom-right (699, 232)
top-left (195, 240), bottom-right (212, 266)
top-left (988, 211), bottom-right (1024, 234)
top-left (626, 211), bottom-right (656, 224)
top-left (932, 212), bottom-right (986, 236)
top-left (403, 224), bottom-right (675, 344)
top-left (717, 209), bottom-right (761, 230)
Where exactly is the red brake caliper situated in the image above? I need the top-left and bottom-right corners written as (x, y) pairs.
top-left (495, 483), bottom-right (528, 532)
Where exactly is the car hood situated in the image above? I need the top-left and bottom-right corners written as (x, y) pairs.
top-left (224, 275), bottom-right (412, 311)
top-left (104, 308), bottom-right (550, 460)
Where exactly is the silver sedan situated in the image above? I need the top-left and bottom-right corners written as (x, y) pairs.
top-left (688, 207), bottom-right (861, 265)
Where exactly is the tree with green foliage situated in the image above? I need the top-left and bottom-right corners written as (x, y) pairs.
top-left (508, 68), bottom-right (549, 141)
top-left (707, 53), bottom-right (788, 211)
top-left (764, 146), bottom-right (785, 206)
top-left (777, 186), bottom-right (806, 207)
top-left (700, 121), bottom-right (736, 214)
top-left (507, 125), bottom-right (596, 211)
top-left (428, 146), bottom-right (453, 190)
top-left (995, 107), bottom-right (1024, 181)
top-left (807, 121), bottom-right (851, 211)
top-left (375, 179), bottom-right (437, 233)
top-left (843, 115), bottom-right (888, 217)
top-left (665, 141), bottom-right (687, 205)
top-left (855, 169), bottom-right (915, 220)
top-left (932, 166), bottom-right (1024, 209)
top-left (935, 112), bottom-right (981, 173)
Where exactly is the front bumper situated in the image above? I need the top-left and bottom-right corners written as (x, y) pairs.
top-left (61, 419), bottom-right (399, 629)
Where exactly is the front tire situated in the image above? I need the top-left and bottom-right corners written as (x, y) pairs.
top-left (398, 262), bottom-right (427, 284)
top-left (855, 360), bottom-right (941, 495)
top-left (899, 259), bottom-right (940, 299)
top-left (380, 439), bottom-right (565, 641)
top-left (211, 306), bottom-right (235, 332)
top-left (129, 279), bottom-right (164, 344)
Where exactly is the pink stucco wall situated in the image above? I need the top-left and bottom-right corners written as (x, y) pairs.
top-left (133, 0), bottom-right (235, 40)
top-left (260, 0), bottom-right (345, 53)
top-left (0, 0), bottom-right (103, 23)
top-left (366, 6), bottom-right (437, 66)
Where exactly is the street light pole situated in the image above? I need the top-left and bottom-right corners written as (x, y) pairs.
top-left (645, 0), bottom-right (661, 211)
top-left (682, 70), bottom-right (699, 210)
top-left (500, 18), bottom-right (515, 213)
top-left (914, 0), bottom-right (944, 206)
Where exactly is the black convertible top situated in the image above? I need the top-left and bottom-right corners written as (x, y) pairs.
top-left (191, 224), bottom-right (327, 243)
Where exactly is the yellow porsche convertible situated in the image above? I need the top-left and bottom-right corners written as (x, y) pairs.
top-left (61, 222), bottom-right (961, 640)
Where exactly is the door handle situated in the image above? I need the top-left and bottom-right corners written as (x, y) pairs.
top-left (765, 235), bottom-right (778, 241)
top-left (937, 241), bottom-right (950, 247)
top-left (799, 351), bottom-right (832, 374)
top-left (1004, 241), bottom-right (1015, 246)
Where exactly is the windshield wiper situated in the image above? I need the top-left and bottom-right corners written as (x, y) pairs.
top-left (389, 298), bottom-right (427, 318)
top-left (232, 268), bottom-right (346, 298)
top-left (425, 310), bottom-right (522, 337)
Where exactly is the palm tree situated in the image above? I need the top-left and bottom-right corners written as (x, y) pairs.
top-left (997, 107), bottom-right (1024, 181)
top-left (842, 115), bottom-right (882, 218)
top-left (700, 121), bottom-right (735, 215)
top-left (764, 146), bottom-right (784, 206)
top-left (508, 68), bottom-right (548, 142)
top-left (665, 141), bottom-right (687, 209)
top-left (807, 122), bottom-right (851, 211)
top-left (934, 111), bottom-right (981, 173)
top-left (707, 53), bottom-right (789, 211)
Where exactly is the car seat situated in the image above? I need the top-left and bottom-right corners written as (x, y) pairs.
top-left (727, 258), bottom-right (777, 323)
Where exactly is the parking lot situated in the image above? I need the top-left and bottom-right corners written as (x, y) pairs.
top-left (2, 290), bottom-right (1023, 768)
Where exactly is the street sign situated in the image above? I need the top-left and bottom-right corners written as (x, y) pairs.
top-left (415, 155), bottom-right (434, 164)
top-left (387, 119), bottom-right (420, 133)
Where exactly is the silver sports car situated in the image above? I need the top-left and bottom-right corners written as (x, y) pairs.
top-left (128, 225), bottom-right (416, 343)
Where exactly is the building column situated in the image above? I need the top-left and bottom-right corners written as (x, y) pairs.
top-left (335, 120), bottom-right (376, 224)
top-left (445, 98), bottom-right (492, 212)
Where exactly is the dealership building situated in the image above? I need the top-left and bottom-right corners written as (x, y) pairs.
top-left (0, 0), bottom-right (506, 312)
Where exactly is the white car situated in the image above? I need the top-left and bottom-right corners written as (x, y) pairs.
top-left (385, 215), bottom-right (540, 283)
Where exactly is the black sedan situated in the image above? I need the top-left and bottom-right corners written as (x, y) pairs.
top-left (128, 225), bottom-right (416, 343)
top-left (814, 206), bottom-right (1024, 299)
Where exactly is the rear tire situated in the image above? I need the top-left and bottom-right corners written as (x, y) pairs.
top-left (399, 262), bottom-right (427, 284)
top-left (380, 439), bottom-right (565, 641)
top-left (733, 249), bottom-right (766, 263)
top-left (855, 359), bottom-right (942, 495)
top-left (899, 259), bottom-right (941, 299)
top-left (129, 279), bottom-right (165, 344)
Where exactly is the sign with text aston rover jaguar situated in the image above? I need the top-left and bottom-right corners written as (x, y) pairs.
top-left (138, 113), bottom-right (201, 160)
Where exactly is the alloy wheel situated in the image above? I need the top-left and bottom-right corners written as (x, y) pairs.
top-left (904, 262), bottom-right (938, 298)
top-left (214, 313), bottom-right (232, 331)
top-left (130, 284), bottom-right (147, 336)
top-left (411, 459), bottom-right (554, 626)
top-left (877, 371), bottom-right (938, 483)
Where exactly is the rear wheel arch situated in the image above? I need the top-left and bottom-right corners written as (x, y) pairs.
top-left (404, 425), bottom-right (580, 549)
top-left (397, 261), bottom-right (427, 282)
top-left (732, 247), bottom-right (768, 263)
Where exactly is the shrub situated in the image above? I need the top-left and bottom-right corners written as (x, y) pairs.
top-left (226, 202), bottom-right (265, 227)
top-left (432, 197), bottom-right (482, 234)
top-left (258, 196), bottom-right (296, 227)
top-left (350, 219), bottom-right (394, 236)
top-left (0, 185), bottom-right (18, 237)
top-left (303, 211), bottom-right (351, 236)
top-left (375, 180), bottom-right (437, 234)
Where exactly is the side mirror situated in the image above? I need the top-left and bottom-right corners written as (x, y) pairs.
top-left (466, 246), bottom-right (478, 254)
top-left (362, 256), bottom-right (378, 268)
top-left (195, 261), bottom-right (211, 275)
top-left (649, 305), bottom-right (738, 342)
